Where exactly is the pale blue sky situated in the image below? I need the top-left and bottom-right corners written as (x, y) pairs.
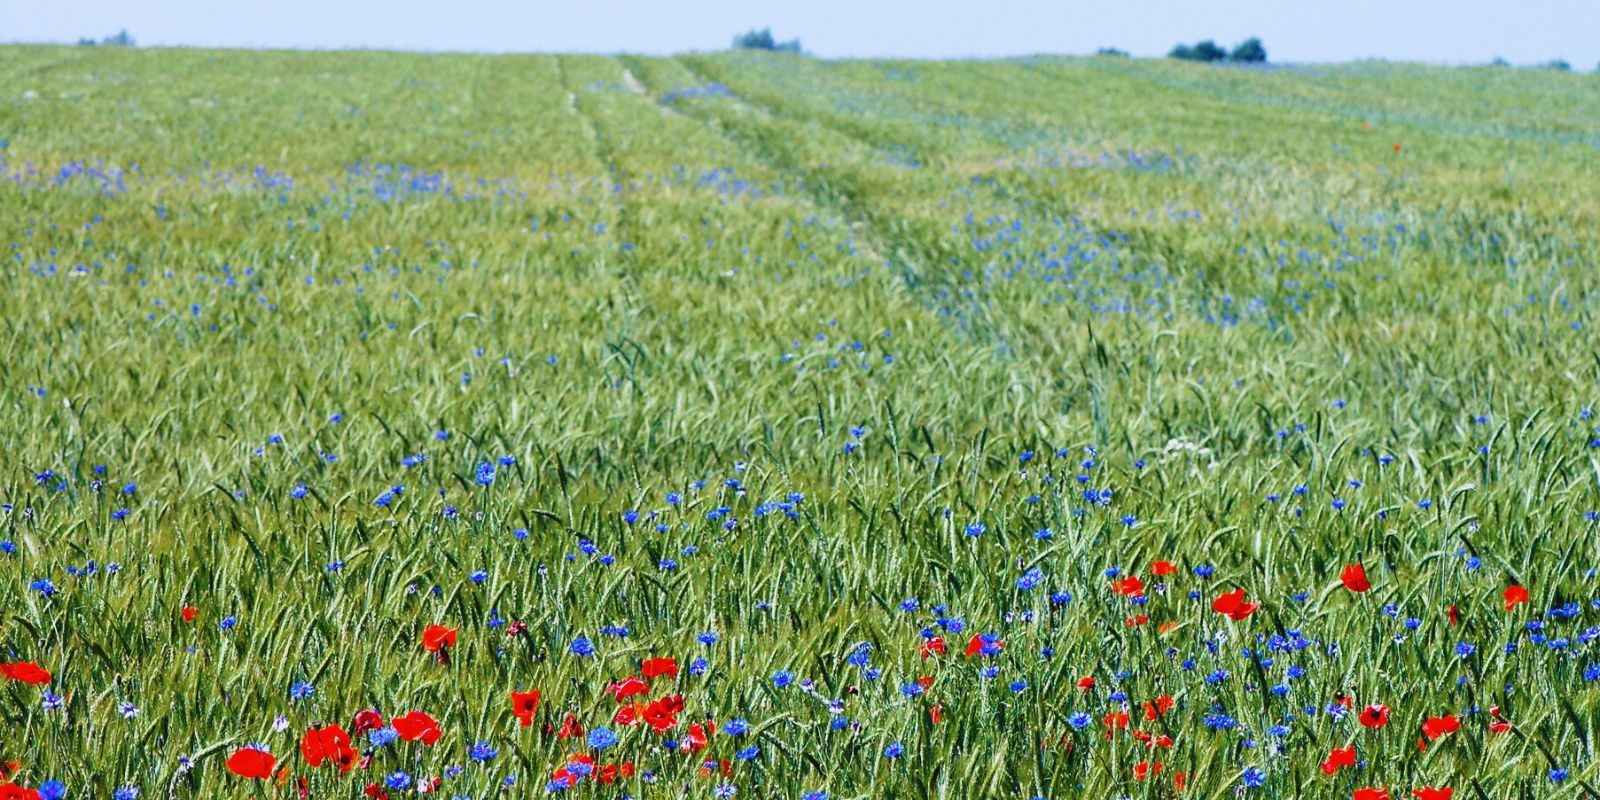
top-left (3, 0), bottom-right (1596, 66)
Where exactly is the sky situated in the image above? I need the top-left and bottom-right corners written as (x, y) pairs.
top-left (2, 0), bottom-right (1597, 67)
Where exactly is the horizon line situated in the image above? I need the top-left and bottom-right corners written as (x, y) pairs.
top-left (1, 40), bottom-right (1592, 72)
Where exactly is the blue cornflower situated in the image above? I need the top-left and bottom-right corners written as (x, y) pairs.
top-left (1016, 567), bottom-right (1043, 591)
top-left (289, 681), bottom-right (315, 701)
top-left (469, 740), bottom-right (498, 762)
top-left (570, 637), bottom-right (595, 657)
top-left (883, 742), bottom-right (904, 758)
top-left (587, 727), bottom-right (618, 750)
top-left (772, 670), bottom-right (795, 688)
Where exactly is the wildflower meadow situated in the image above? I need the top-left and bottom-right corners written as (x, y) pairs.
top-left (2, 45), bottom-right (1600, 799)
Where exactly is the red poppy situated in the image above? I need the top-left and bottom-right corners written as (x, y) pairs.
top-left (1152, 560), bottom-right (1177, 576)
top-left (1503, 585), bottom-right (1529, 611)
top-left (1420, 715), bottom-right (1459, 740)
top-left (685, 721), bottom-right (714, 751)
top-left (1174, 772), bottom-right (1188, 792)
top-left (1488, 719), bottom-right (1512, 734)
top-left (557, 711), bottom-right (585, 738)
top-left (392, 711), bottom-right (442, 745)
top-left (181, 606), bottom-right (198, 623)
top-left (1125, 614), bottom-right (1148, 627)
top-left (301, 724), bottom-right (356, 771)
top-left (1103, 711), bottom-right (1130, 730)
top-left (641, 657), bottom-right (678, 679)
top-left (1142, 695), bottom-right (1174, 720)
top-left (352, 708), bottom-right (384, 734)
top-left (1321, 746), bottom-right (1357, 775)
top-left (919, 637), bottom-right (947, 659)
top-left (1359, 703), bottom-right (1390, 729)
top-left (614, 703), bottom-right (642, 726)
top-left (548, 767), bottom-right (577, 790)
top-left (226, 747), bottom-right (277, 779)
top-left (1113, 576), bottom-right (1146, 597)
top-left (1340, 563), bottom-right (1371, 593)
top-left (421, 624), bottom-right (457, 653)
top-left (1133, 761), bottom-right (1163, 780)
top-left (0, 785), bottom-right (41, 800)
top-left (1354, 788), bottom-right (1391, 800)
top-left (963, 634), bottom-right (1003, 657)
top-left (606, 676), bottom-right (649, 702)
top-left (1211, 588), bottom-right (1259, 620)
top-left (511, 689), bottom-right (541, 727)
top-left (929, 703), bottom-right (943, 724)
top-left (642, 695), bottom-right (683, 733)
top-left (1075, 676), bottom-right (1095, 691)
top-left (1411, 788), bottom-right (1452, 800)
top-left (0, 662), bottom-right (51, 685)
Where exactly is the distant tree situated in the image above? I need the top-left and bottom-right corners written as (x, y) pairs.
top-left (731, 28), bottom-right (802, 54)
top-left (1489, 57), bottom-right (1510, 67)
top-left (77, 37), bottom-right (98, 47)
top-left (1228, 37), bottom-right (1267, 63)
top-left (1169, 40), bottom-right (1227, 63)
top-left (1542, 59), bottom-right (1571, 71)
top-left (1096, 47), bottom-right (1130, 57)
top-left (102, 29), bottom-right (136, 47)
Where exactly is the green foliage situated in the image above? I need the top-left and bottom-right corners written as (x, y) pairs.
top-left (1169, 39), bottom-right (1227, 62)
top-left (78, 29), bottom-right (136, 47)
top-left (1228, 37), bottom-right (1267, 63)
top-left (0, 45), bottom-right (1598, 799)
top-left (731, 27), bottom-right (802, 53)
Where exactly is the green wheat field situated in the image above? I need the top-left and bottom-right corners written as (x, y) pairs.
top-left (3, 44), bottom-right (1600, 800)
